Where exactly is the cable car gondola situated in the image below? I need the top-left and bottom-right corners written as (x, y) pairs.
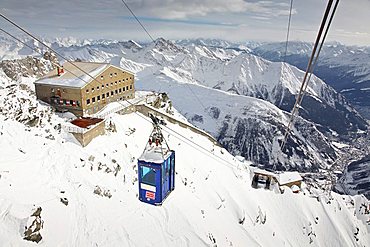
top-left (138, 114), bottom-right (175, 205)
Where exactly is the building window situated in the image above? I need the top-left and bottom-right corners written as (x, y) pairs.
top-left (119, 88), bottom-right (122, 93)
top-left (69, 100), bottom-right (73, 105)
top-left (102, 84), bottom-right (104, 89)
top-left (123, 87), bottom-right (125, 92)
top-left (119, 80), bottom-right (121, 83)
top-left (106, 83), bottom-right (109, 87)
top-left (126, 86), bottom-right (129, 90)
top-left (97, 86), bottom-right (99, 90)
top-left (111, 91), bottom-right (113, 96)
top-left (102, 94), bottom-right (105, 99)
top-left (92, 97), bottom-right (96, 103)
top-left (114, 72), bottom-right (117, 76)
top-left (92, 87), bottom-right (95, 92)
top-left (115, 81), bottom-right (117, 85)
top-left (87, 99), bottom-right (90, 105)
top-left (77, 101), bottom-right (80, 106)
top-left (130, 77), bottom-right (132, 79)
top-left (86, 89), bottom-right (89, 93)
top-left (111, 82), bottom-right (113, 86)
top-left (106, 92), bottom-right (109, 98)
top-left (115, 89), bottom-right (118, 94)
top-left (97, 95), bottom-right (100, 101)
top-left (110, 73), bottom-right (113, 78)
top-left (130, 85), bottom-right (132, 89)
top-left (101, 75), bottom-right (104, 80)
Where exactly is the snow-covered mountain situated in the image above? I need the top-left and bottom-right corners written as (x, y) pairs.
top-left (150, 41), bottom-right (367, 136)
top-left (0, 36), bottom-right (368, 180)
top-left (175, 38), bottom-right (262, 50)
top-left (252, 41), bottom-right (370, 119)
top-left (0, 66), bottom-right (369, 246)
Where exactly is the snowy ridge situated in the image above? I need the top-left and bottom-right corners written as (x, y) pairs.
top-left (253, 41), bottom-right (370, 118)
top-left (0, 73), bottom-right (369, 246)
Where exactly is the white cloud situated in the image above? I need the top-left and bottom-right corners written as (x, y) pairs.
top-left (126, 0), bottom-right (295, 19)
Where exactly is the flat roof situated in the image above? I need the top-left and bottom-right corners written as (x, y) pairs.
top-left (71, 117), bottom-right (103, 128)
top-left (35, 61), bottom-right (134, 88)
top-left (277, 171), bottom-right (303, 185)
top-left (252, 168), bottom-right (276, 177)
top-left (35, 61), bottom-right (110, 88)
top-left (139, 145), bottom-right (172, 164)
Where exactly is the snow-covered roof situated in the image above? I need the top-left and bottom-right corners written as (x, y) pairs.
top-left (139, 144), bottom-right (172, 164)
top-left (252, 168), bottom-right (276, 177)
top-left (35, 61), bottom-right (110, 88)
top-left (277, 171), bottom-right (303, 185)
top-left (290, 185), bottom-right (300, 192)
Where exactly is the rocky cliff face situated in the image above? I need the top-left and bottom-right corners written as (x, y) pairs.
top-left (0, 51), bottom-right (57, 80)
top-left (216, 111), bottom-right (336, 172)
top-left (335, 155), bottom-right (370, 199)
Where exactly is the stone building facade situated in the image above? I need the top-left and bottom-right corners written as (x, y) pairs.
top-left (35, 61), bottom-right (135, 116)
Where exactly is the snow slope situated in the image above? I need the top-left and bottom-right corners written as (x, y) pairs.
top-left (1, 108), bottom-right (369, 246)
top-left (0, 69), bottom-right (369, 246)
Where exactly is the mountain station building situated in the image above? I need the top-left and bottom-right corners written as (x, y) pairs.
top-left (34, 61), bottom-right (135, 116)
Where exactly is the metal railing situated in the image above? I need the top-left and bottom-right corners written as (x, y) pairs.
top-left (61, 124), bottom-right (86, 134)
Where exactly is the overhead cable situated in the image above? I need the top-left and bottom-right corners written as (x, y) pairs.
top-left (120, 0), bottom-right (155, 43)
top-left (119, 0), bottom-right (207, 110)
top-left (280, 0), bottom-right (339, 151)
top-left (298, 0), bottom-right (340, 107)
top-left (283, 0), bottom-right (294, 63)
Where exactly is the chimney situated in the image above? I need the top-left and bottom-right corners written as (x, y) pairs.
top-left (57, 67), bottom-right (64, 76)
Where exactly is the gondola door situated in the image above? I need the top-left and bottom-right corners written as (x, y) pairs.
top-left (170, 152), bottom-right (175, 191)
top-left (162, 158), bottom-right (170, 198)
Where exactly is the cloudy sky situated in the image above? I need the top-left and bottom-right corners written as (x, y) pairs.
top-left (1, 0), bottom-right (369, 45)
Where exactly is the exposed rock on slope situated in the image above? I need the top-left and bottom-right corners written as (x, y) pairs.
top-left (0, 51), bottom-right (57, 80)
top-left (336, 155), bottom-right (370, 199)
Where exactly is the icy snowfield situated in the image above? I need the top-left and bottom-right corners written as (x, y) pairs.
top-left (0, 99), bottom-right (369, 245)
